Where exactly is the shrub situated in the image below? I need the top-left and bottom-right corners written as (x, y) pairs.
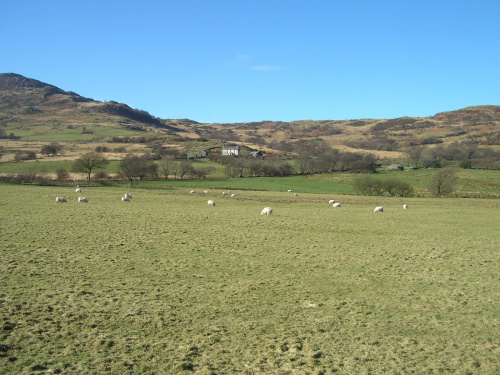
top-left (383, 178), bottom-right (414, 197)
top-left (353, 176), bottom-right (385, 196)
top-left (56, 168), bottom-right (70, 184)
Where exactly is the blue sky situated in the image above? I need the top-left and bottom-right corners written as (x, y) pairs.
top-left (1, 1), bottom-right (499, 123)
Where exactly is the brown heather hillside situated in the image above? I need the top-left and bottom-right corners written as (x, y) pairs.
top-left (0, 73), bottom-right (182, 133)
top-left (1, 73), bottom-right (499, 163)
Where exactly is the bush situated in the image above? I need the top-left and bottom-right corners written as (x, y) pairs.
top-left (14, 151), bottom-right (37, 162)
top-left (427, 169), bottom-right (457, 197)
top-left (56, 168), bottom-right (70, 184)
top-left (354, 176), bottom-right (414, 197)
top-left (353, 176), bottom-right (385, 196)
top-left (383, 178), bottom-right (414, 197)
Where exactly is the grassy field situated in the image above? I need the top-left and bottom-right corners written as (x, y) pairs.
top-left (0, 183), bottom-right (499, 374)
top-left (136, 169), bottom-right (500, 198)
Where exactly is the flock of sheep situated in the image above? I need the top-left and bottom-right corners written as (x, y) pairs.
top-left (186, 189), bottom-right (409, 215)
top-left (55, 187), bottom-right (409, 214)
top-left (55, 187), bottom-right (133, 204)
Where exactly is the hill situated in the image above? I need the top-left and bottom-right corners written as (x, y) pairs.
top-left (0, 73), bottom-right (183, 134)
top-left (1, 73), bottom-right (499, 164)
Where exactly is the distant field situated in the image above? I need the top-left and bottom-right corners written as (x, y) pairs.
top-left (1, 160), bottom-right (500, 198)
top-left (0, 160), bottom-right (121, 174)
top-left (139, 169), bottom-right (500, 197)
top-left (8, 124), bottom-right (140, 142)
top-left (1, 184), bottom-right (499, 374)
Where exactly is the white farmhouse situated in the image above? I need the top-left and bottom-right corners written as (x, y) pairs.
top-left (222, 145), bottom-right (240, 156)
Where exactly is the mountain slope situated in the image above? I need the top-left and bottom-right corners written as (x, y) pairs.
top-left (1, 73), bottom-right (499, 156)
top-left (0, 73), bottom-right (182, 132)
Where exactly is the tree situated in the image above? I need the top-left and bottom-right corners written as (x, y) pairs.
top-left (193, 166), bottom-right (215, 179)
top-left (117, 154), bottom-right (158, 185)
top-left (353, 176), bottom-right (385, 196)
top-left (427, 169), bottom-right (457, 197)
top-left (56, 168), bottom-right (69, 185)
top-left (383, 178), bottom-right (414, 197)
top-left (41, 144), bottom-right (58, 156)
top-left (118, 154), bottom-right (142, 185)
top-left (225, 158), bottom-right (247, 178)
top-left (72, 152), bottom-right (109, 183)
top-left (405, 146), bottom-right (424, 167)
top-left (178, 161), bottom-right (194, 179)
top-left (159, 157), bottom-right (176, 179)
top-left (296, 157), bottom-right (314, 175)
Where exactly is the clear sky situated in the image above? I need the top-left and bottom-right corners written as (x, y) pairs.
top-left (1, 1), bottom-right (499, 123)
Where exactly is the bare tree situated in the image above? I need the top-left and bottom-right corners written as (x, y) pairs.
top-left (427, 169), bottom-right (457, 197)
top-left (178, 161), bottom-right (194, 179)
top-left (159, 157), bottom-right (175, 179)
top-left (72, 152), bottom-right (109, 184)
top-left (56, 168), bottom-right (69, 185)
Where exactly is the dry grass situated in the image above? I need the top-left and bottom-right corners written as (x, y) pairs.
top-left (1, 184), bottom-right (499, 374)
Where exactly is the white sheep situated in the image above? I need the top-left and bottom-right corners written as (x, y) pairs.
top-left (294, 193), bottom-right (299, 197)
top-left (288, 189), bottom-right (292, 192)
top-left (261, 207), bottom-right (273, 216)
top-left (204, 190), bottom-right (209, 194)
top-left (190, 190), bottom-right (196, 194)
top-left (78, 197), bottom-right (88, 203)
top-left (55, 197), bottom-right (66, 203)
top-left (207, 200), bottom-right (216, 206)
top-left (332, 202), bottom-right (341, 207)
top-left (75, 188), bottom-right (81, 193)
top-left (124, 193), bottom-right (133, 199)
top-left (374, 206), bottom-right (384, 213)
top-left (403, 204), bottom-right (408, 209)
top-left (121, 196), bottom-right (130, 202)
top-left (230, 193), bottom-right (236, 197)
top-left (328, 199), bottom-right (335, 204)
top-left (222, 191), bottom-right (227, 195)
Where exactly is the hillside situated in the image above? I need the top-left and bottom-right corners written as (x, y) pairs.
top-left (0, 73), bottom-right (183, 134)
top-left (1, 73), bottom-right (499, 163)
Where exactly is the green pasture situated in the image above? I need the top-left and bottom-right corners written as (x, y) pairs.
top-left (7, 123), bottom-right (141, 142)
top-left (139, 169), bottom-right (500, 197)
top-left (1, 154), bottom-right (500, 197)
top-left (0, 161), bottom-right (121, 174)
top-left (0, 183), bottom-right (499, 374)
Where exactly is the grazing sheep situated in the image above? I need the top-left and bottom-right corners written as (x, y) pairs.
top-left (403, 204), bottom-right (408, 209)
top-left (294, 193), bottom-right (299, 197)
top-left (222, 191), bottom-right (227, 195)
top-left (261, 207), bottom-right (273, 216)
top-left (288, 189), bottom-right (292, 192)
top-left (374, 206), bottom-right (384, 213)
top-left (121, 196), bottom-right (130, 202)
top-left (332, 202), bottom-right (341, 207)
top-left (78, 197), bottom-right (88, 203)
top-left (328, 199), bottom-right (335, 204)
top-left (55, 197), bottom-right (66, 203)
top-left (207, 200), bottom-right (216, 206)
top-left (124, 193), bottom-right (133, 199)
top-left (75, 188), bottom-right (81, 193)
top-left (190, 190), bottom-right (195, 194)
top-left (230, 193), bottom-right (236, 197)
top-left (204, 190), bottom-right (209, 194)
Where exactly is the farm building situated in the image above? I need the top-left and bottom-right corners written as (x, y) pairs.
top-left (188, 150), bottom-right (209, 159)
top-left (250, 151), bottom-right (263, 159)
top-left (387, 164), bottom-right (404, 170)
top-left (222, 145), bottom-right (240, 156)
top-left (262, 153), bottom-right (276, 159)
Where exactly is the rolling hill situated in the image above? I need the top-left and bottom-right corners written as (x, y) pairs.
top-left (1, 73), bottom-right (499, 162)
